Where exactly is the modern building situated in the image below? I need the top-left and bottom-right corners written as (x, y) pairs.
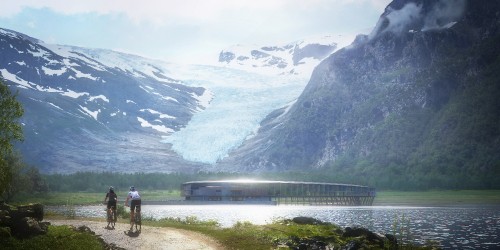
top-left (181, 180), bottom-right (376, 206)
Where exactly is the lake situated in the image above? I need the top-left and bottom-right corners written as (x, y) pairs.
top-left (47, 205), bottom-right (500, 249)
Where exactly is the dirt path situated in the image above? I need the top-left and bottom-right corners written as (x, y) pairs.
top-left (48, 219), bottom-right (224, 250)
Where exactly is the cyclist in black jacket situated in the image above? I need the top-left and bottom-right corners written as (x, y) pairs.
top-left (104, 186), bottom-right (118, 222)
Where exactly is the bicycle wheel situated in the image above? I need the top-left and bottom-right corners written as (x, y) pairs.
top-left (135, 212), bottom-right (141, 232)
top-left (110, 210), bottom-right (116, 228)
top-left (106, 210), bottom-right (112, 227)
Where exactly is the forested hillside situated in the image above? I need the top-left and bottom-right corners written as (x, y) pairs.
top-left (218, 0), bottom-right (500, 189)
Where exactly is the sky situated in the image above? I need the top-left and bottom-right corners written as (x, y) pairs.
top-left (0, 0), bottom-right (391, 64)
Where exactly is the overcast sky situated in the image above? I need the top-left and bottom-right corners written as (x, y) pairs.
top-left (0, 0), bottom-right (391, 64)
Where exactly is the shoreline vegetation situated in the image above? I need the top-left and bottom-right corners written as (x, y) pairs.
top-left (3, 190), bottom-right (498, 249)
top-left (39, 215), bottom-right (434, 250)
top-left (373, 190), bottom-right (500, 206)
top-left (9, 189), bottom-right (500, 207)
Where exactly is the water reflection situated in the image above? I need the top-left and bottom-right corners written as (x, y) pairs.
top-left (47, 205), bottom-right (500, 249)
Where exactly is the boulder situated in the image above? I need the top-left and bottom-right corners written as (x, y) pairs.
top-left (343, 226), bottom-right (385, 248)
top-left (292, 216), bottom-right (325, 225)
top-left (0, 226), bottom-right (11, 238)
top-left (341, 240), bottom-right (361, 250)
top-left (0, 202), bottom-right (48, 239)
top-left (15, 203), bottom-right (44, 221)
top-left (385, 233), bottom-right (398, 247)
top-left (11, 217), bottom-right (48, 238)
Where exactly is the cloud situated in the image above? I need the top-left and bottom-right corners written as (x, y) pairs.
top-left (422, 0), bottom-right (466, 31)
top-left (0, 0), bottom-right (390, 25)
top-left (26, 21), bottom-right (36, 28)
top-left (0, 0), bottom-right (287, 24)
top-left (0, 0), bottom-right (392, 63)
top-left (385, 3), bottom-right (422, 34)
top-left (369, 0), bottom-right (467, 38)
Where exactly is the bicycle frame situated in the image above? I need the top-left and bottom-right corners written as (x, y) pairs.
top-left (133, 208), bottom-right (141, 232)
top-left (107, 207), bottom-right (116, 229)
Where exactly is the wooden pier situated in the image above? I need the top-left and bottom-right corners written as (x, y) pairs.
top-left (182, 180), bottom-right (375, 206)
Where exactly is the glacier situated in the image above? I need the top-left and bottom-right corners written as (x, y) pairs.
top-left (161, 64), bottom-right (309, 164)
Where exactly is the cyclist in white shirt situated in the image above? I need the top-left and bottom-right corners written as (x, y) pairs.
top-left (124, 186), bottom-right (141, 231)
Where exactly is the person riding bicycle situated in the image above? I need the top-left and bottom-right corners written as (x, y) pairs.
top-left (125, 186), bottom-right (141, 231)
top-left (103, 186), bottom-right (118, 223)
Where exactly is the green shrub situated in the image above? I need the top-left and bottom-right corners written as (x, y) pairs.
top-left (0, 225), bottom-right (103, 250)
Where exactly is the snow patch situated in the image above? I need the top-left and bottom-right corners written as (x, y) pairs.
top-left (47, 102), bottom-right (63, 111)
top-left (0, 69), bottom-right (33, 89)
top-left (35, 85), bottom-right (62, 93)
top-left (89, 95), bottom-right (110, 103)
top-left (79, 105), bottom-right (100, 120)
top-left (71, 68), bottom-right (98, 81)
top-left (140, 109), bottom-right (175, 119)
top-left (61, 89), bottom-right (89, 98)
top-left (137, 117), bottom-right (174, 134)
top-left (42, 66), bottom-right (67, 76)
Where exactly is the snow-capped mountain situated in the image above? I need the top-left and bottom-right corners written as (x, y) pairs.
top-left (217, 35), bottom-right (345, 77)
top-left (0, 28), bottom-right (211, 173)
top-left (1, 27), bottom-right (325, 173)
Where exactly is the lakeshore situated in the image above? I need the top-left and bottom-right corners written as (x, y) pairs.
top-left (11, 189), bottom-right (500, 207)
top-left (44, 203), bottom-right (500, 249)
top-left (4, 190), bottom-right (500, 249)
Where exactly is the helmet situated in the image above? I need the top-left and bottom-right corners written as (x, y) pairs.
top-left (109, 186), bottom-right (114, 191)
top-left (130, 186), bottom-right (135, 191)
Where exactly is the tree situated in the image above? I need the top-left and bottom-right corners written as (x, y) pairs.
top-left (26, 166), bottom-right (49, 193)
top-left (0, 79), bottom-right (24, 197)
top-left (0, 152), bottom-right (30, 202)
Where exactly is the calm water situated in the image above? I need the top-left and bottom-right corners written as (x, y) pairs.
top-left (48, 205), bottom-right (500, 249)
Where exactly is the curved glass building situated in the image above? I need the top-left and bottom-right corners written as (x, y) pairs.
top-left (182, 180), bottom-right (375, 206)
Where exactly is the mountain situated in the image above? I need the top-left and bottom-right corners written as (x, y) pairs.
top-left (1, 28), bottom-right (321, 173)
top-left (0, 28), bottom-right (211, 173)
top-left (217, 36), bottom-right (342, 77)
top-left (217, 0), bottom-right (500, 189)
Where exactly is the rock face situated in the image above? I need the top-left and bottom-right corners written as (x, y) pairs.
top-left (218, 0), bottom-right (500, 189)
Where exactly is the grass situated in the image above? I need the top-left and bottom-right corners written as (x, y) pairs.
top-left (374, 190), bottom-right (500, 206)
top-left (10, 190), bottom-right (182, 206)
top-left (142, 216), bottom-right (435, 250)
top-left (0, 225), bottom-right (103, 250)
top-left (146, 217), bottom-right (346, 249)
top-left (12, 189), bottom-right (500, 206)
top-left (36, 213), bottom-right (439, 250)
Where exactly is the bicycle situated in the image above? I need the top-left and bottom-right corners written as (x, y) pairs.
top-left (106, 207), bottom-right (116, 229)
top-left (132, 208), bottom-right (141, 232)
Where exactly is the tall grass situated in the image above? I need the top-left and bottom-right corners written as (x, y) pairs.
top-left (391, 214), bottom-right (413, 247)
top-left (64, 199), bottom-right (76, 219)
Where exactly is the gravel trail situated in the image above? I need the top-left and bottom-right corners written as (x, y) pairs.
top-left (48, 219), bottom-right (224, 250)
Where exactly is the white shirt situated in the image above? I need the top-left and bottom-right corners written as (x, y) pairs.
top-left (128, 190), bottom-right (141, 200)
